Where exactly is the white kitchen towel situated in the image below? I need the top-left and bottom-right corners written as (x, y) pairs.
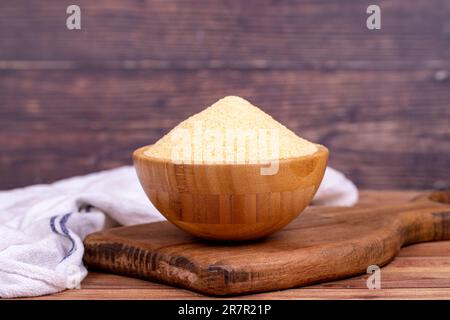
top-left (0, 166), bottom-right (357, 298)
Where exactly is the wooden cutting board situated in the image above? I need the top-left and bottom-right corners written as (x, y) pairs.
top-left (83, 191), bottom-right (450, 296)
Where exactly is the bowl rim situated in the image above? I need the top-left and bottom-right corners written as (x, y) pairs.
top-left (133, 144), bottom-right (329, 167)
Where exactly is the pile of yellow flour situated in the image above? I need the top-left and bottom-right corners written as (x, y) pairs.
top-left (144, 96), bottom-right (318, 163)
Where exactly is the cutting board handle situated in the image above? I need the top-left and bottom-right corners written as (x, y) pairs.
top-left (412, 189), bottom-right (450, 205)
top-left (398, 189), bottom-right (450, 245)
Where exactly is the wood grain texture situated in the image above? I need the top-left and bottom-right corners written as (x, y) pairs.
top-left (20, 190), bottom-right (450, 300)
top-left (1, 0), bottom-right (450, 189)
top-left (1, 0), bottom-right (450, 67)
top-left (1, 69), bottom-right (449, 189)
top-left (133, 145), bottom-right (328, 240)
top-left (23, 284), bottom-right (450, 300)
top-left (83, 190), bottom-right (450, 296)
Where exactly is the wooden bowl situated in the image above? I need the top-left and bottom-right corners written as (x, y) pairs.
top-left (133, 145), bottom-right (329, 241)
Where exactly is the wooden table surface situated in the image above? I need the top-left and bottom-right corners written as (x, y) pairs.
top-left (30, 190), bottom-right (450, 300)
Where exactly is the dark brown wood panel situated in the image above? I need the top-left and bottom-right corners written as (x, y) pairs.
top-left (1, 69), bottom-right (449, 189)
top-left (1, 0), bottom-right (450, 68)
top-left (1, 1), bottom-right (449, 190)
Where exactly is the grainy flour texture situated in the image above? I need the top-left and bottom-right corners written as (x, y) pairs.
top-left (145, 96), bottom-right (318, 163)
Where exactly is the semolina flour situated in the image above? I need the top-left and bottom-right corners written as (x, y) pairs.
top-left (144, 96), bottom-right (318, 163)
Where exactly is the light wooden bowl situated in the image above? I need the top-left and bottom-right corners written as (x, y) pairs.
top-left (133, 145), bottom-right (329, 241)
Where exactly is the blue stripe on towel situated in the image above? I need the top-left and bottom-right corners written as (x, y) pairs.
top-left (50, 213), bottom-right (76, 260)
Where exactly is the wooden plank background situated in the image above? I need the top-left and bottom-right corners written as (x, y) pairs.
top-left (1, 0), bottom-right (450, 189)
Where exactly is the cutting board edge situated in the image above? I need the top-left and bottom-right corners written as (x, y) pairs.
top-left (83, 199), bottom-right (450, 296)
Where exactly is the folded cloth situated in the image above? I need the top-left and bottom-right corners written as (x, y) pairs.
top-left (0, 166), bottom-right (357, 298)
